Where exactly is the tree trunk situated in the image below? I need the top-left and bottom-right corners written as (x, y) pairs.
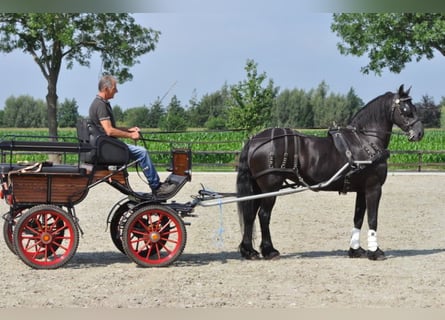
top-left (46, 75), bottom-right (58, 138)
top-left (46, 76), bottom-right (61, 164)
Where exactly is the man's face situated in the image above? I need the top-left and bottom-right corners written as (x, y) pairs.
top-left (105, 81), bottom-right (118, 100)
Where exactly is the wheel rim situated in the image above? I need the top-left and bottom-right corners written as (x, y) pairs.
top-left (13, 205), bottom-right (78, 269)
top-left (123, 205), bottom-right (186, 267)
top-left (3, 208), bottom-right (27, 255)
top-left (109, 200), bottom-right (135, 254)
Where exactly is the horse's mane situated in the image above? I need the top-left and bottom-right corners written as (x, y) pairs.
top-left (348, 91), bottom-right (394, 127)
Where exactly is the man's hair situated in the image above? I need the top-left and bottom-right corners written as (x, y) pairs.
top-left (98, 75), bottom-right (116, 91)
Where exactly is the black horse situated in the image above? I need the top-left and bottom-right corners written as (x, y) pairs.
top-left (236, 85), bottom-right (424, 261)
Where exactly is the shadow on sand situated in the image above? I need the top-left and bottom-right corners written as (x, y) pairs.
top-left (66, 247), bottom-right (444, 268)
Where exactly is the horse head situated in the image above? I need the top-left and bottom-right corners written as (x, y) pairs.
top-left (390, 85), bottom-right (424, 141)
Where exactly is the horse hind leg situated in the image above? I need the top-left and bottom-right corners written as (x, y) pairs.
top-left (258, 196), bottom-right (280, 260)
top-left (239, 198), bottom-right (261, 260)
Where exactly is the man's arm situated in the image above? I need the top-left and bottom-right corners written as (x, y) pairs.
top-left (100, 119), bottom-right (140, 140)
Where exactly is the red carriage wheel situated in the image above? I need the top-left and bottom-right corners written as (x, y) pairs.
top-left (3, 208), bottom-right (28, 255)
top-left (13, 205), bottom-right (79, 269)
top-left (109, 199), bottom-right (136, 254)
top-left (122, 205), bottom-right (187, 267)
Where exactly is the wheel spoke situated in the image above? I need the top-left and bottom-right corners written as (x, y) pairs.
top-left (123, 205), bottom-right (186, 267)
top-left (24, 224), bottom-right (40, 236)
top-left (143, 241), bottom-right (155, 259)
top-left (13, 205), bottom-right (79, 269)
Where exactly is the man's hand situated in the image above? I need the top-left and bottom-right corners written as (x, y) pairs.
top-left (128, 127), bottom-right (141, 140)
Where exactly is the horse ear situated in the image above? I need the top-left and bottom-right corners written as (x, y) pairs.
top-left (406, 85), bottom-right (411, 96)
top-left (398, 84), bottom-right (411, 97)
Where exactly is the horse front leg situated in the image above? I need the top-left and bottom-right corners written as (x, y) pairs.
top-left (365, 185), bottom-right (386, 261)
top-left (348, 192), bottom-right (367, 258)
top-left (258, 197), bottom-right (280, 259)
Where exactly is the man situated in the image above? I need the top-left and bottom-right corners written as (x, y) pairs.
top-left (88, 75), bottom-right (175, 196)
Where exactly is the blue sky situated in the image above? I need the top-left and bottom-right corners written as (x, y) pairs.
top-left (1, 11), bottom-right (443, 116)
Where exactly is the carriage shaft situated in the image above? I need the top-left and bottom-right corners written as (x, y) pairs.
top-left (197, 162), bottom-right (352, 207)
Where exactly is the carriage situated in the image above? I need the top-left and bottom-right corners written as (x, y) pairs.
top-left (0, 123), bottom-right (205, 269)
top-left (1, 85), bottom-right (424, 269)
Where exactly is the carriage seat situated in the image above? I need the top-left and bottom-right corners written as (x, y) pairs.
top-left (76, 119), bottom-right (130, 166)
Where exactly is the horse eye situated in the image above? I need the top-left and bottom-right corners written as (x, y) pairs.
top-left (400, 104), bottom-right (412, 115)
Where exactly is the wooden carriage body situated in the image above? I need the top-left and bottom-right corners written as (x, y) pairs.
top-left (0, 136), bottom-right (191, 207)
top-left (0, 132), bottom-right (193, 269)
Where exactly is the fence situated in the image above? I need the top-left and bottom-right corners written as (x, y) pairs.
top-left (1, 145), bottom-right (444, 172)
top-left (387, 150), bottom-right (445, 172)
top-left (149, 149), bottom-right (445, 172)
top-left (1, 149), bottom-right (444, 172)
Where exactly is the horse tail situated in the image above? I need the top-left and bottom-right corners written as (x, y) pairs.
top-left (236, 139), bottom-right (257, 233)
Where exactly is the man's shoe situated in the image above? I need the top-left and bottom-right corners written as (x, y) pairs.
top-left (155, 182), bottom-right (176, 196)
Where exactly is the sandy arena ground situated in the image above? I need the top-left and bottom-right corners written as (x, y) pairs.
top-left (0, 172), bottom-right (444, 308)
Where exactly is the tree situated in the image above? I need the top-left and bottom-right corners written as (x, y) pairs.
top-left (159, 95), bottom-right (188, 131)
top-left (124, 106), bottom-right (150, 128)
top-left (188, 83), bottom-right (230, 128)
top-left (331, 13), bottom-right (445, 75)
top-left (440, 98), bottom-right (445, 129)
top-left (417, 95), bottom-right (440, 128)
top-left (309, 82), bottom-right (363, 128)
top-left (343, 87), bottom-right (364, 124)
top-left (0, 13), bottom-right (160, 138)
top-left (147, 99), bottom-right (165, 128)
top-left (228, 59), bottom-right (278, 132)
top-left (58, 98), bottom-right (79, 127)
top-left (3, 95), bottom-right (47, 128)
top-left (310, 81), bottom-right (329, 128)
top-left (112, 105), bottom-right (124, 124)
top-left (271, 88), bottom-right (313, 128)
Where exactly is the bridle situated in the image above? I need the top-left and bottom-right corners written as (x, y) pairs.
top-left (350, 95), bottom-right (420, 140)
top-left (390, 96), bottom-right (421, 130)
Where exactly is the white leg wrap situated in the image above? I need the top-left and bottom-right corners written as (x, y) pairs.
top-left (367, 230), bottom-right (378, 252)
top-left (349, 228), bottom-right (361, 249)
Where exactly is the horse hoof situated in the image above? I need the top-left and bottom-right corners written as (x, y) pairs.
top-left (263, 250), bottom-right (280, 260)
top-left (239, 248), bottom-right (261, 260)
top-left (348, 247), bottom-right (367, 258)
top-left (239, 243), bottom-right (261, 260)
top-left (243, 253), bottom-right (261, 260)
top-left (260, 243), bottom-right (280, 260)
top-left (367, 248), bottom-right (386, 261)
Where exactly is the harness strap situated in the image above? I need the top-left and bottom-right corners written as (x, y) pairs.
top-left (268, 128), bottom-right (276, 169)
top-left (293, 134), bottom-right (298, 172)
top-left (251, 130), bottom-right (313, 189)
top-left (332, 131), bottom-right (355, 166)
top-left (252, 167), bottom-right (301, 179)
top-left (281, 128), bottom-right (289, 168)
top-left (291, 133), bottom-right (312, 189)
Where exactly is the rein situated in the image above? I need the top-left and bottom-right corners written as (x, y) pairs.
top-left (353, 127), bottom-right (407, 138)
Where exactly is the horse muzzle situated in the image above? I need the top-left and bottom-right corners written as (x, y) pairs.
top-left (407, 121), bottom-right (424, 142)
